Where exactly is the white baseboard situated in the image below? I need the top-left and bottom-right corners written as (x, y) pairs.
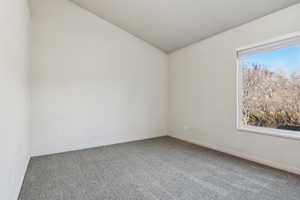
top-left (15, 155), bottom-right (30, 200)
top-left (31, 134), bottom-right (168, 157)
top-left (169, 135), bottom-right (300, 176)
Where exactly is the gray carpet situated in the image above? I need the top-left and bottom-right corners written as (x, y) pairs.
top-left (19, 136), bottom-right (300, 200)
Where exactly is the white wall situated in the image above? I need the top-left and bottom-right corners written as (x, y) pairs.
top-left (169, 3), bottom-right (300, 174)
top-left (30, 0), bottom-right (168, 156)
top-left (0, 0), bottom-right (31, 199)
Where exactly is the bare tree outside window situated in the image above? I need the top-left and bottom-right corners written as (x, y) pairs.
top-left (237, 34), bottom-right (300, 138)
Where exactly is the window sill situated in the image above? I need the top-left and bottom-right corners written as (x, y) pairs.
top-left (237, 125), bottom-right (300, 141)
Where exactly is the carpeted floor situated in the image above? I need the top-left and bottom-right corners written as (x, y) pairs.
top-left (19, 136), bottom-right (300, 200)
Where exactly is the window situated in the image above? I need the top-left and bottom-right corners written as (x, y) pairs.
top-left (237, 32), bottom-right (300, 140)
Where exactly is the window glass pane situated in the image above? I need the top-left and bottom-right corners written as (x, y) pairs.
top-left (241, 45), bottom-right (300, 132)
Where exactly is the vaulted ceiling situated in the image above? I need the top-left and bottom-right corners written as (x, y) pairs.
top-left (71, 0), bottom-right (300, 53)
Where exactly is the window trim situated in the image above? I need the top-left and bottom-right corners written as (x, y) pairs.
top-left (236, 31), bottom-right (300, 141)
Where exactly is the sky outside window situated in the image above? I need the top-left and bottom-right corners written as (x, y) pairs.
top-left (242, 45), bottom-right (300, 75)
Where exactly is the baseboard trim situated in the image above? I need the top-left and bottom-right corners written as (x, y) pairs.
top-left (168, 135), bottom-right (300, 176)
top-left (16, 155), bottom-right (30, 200)
top-left (31, 134), bottom-right (168, 157)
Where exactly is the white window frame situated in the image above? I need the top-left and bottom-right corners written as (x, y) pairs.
top-left (236, 31), bottom-right (300, 141)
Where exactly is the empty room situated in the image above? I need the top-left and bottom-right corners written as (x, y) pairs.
top-left (2, 0), bottom-right (300, 199)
